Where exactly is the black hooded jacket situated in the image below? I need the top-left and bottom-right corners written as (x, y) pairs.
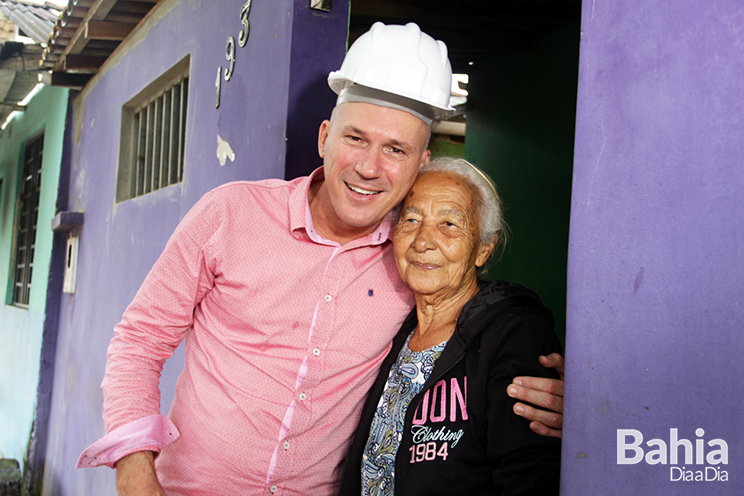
top-left (338, 280), bottom-right (562, 496)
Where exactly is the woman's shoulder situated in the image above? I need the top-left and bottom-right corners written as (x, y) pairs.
top-left (460, 280), bottom-right (553, 328)
top-left (460, 281), bottom-right (561, 360)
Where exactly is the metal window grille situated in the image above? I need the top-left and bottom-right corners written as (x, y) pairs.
top-left (129, 75), bottom-right (188, 198)
top-left (13, 133), bottom-right (44, 306)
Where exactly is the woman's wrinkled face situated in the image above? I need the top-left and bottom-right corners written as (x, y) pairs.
top-left (393, 172), bottom-right (493, 299)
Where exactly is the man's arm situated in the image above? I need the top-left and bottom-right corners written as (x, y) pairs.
top-left (76, 191), bottom-right (221, 476)
top-left (116, 452), bottom-right (166, 496)
top-left (101, 190), bottom-right (220, 433)
top-left (507, 353), bottom-right (564, 438)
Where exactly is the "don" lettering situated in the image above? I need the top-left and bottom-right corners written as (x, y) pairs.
top-left (412, 377), bottom-right (468, 425)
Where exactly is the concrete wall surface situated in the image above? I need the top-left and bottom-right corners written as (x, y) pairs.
top-left (42, 1), bottom-right (348, 494)
top-left (0, 85), bottom-right (69, 472)
top-left (563, 0), bottom-right (744, 493)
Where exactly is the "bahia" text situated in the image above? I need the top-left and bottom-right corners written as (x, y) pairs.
top-left (617, 428), bottom-right (728, 481)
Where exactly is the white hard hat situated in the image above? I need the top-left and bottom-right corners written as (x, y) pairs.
top-left (328, 22), bottom-right (455, 124)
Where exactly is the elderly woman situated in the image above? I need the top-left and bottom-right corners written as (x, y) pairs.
top-left (338, 158), bottom-right (562, 496)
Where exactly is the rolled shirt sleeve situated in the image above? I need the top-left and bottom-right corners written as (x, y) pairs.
top-left (76, 414), bottom-right (180, 468)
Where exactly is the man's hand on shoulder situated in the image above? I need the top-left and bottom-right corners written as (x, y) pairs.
top-left (116, 451), bottom-right (167, 496)
top-left (507, 353), bottom-right (565, 439)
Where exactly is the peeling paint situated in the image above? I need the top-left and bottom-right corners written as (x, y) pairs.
top-left (216, 134), bottom-right (235, 166)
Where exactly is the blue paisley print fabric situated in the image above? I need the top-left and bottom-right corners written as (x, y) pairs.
top-left (361, 332), bottom-right (447, 495)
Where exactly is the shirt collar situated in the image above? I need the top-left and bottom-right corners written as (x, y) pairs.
top-left (289, 167), bottom-right (395, 247)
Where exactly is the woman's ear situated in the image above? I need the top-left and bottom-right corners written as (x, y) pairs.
top-left (475, 235), bottom-right (497, 268)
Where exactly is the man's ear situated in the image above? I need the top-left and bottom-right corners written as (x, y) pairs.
top-left (419, 149), bottom-right (431, 170)
top-left (317, 120), bottom-right (330, 159)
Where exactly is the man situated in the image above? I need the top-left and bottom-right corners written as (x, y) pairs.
top-left (77, 22), bottom-right (564, 495)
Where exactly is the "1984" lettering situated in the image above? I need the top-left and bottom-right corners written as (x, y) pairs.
top-left (408, 441), bottom-right (449, 463)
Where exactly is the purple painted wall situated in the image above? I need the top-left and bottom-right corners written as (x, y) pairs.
top-left (563, 0), bottom-right (744, 494)
top-left (285, 0), bottom-right (350, 179)
top-left (42, 1), bottom-right (349, 493)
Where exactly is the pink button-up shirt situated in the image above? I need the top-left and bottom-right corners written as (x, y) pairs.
top-left (77, 169), bottom-right (415, 495)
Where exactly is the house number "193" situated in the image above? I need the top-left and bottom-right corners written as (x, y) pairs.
top-left (216, 0), bottom-right (252, 108)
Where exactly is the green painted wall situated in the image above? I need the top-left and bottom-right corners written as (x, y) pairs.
top-left (466, 26), bottom-right (580, 341)
top-left (0, 85), bottom-right (69, 467)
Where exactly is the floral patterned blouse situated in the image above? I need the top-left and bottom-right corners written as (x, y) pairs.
top-left (361, 331), bottom-right (448, 495)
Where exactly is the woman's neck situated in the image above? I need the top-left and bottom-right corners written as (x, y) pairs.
top-left (409, 280), bottom-right (480, 352)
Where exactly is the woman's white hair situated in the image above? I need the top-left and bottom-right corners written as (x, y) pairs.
top-left (418, 157), bottom-right (508, 274)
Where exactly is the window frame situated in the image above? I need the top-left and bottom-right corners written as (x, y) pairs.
top-left (11, 132), bottom-right (44, 307)
top-left (116, 56), bottom-right (190, 203)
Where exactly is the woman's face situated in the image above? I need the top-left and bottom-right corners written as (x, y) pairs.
top-left (394, 172), bottom-right (494, 299)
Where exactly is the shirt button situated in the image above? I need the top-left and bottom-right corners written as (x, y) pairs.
top-left (313, 347), bottom-right (320, 356)
top-left (283, 440), bottom-right (290, 450)
top-left (270, 485), bottom-right (277, 493)
top-left (324, 294), bottom-right (332, 302)
top-left (299, 392), bottom-right (306, 401)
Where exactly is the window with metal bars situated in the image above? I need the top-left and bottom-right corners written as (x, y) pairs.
top-left (117, 56), bottom-right (189, 202)
top-left (13, 133), bottom-right (44, 306)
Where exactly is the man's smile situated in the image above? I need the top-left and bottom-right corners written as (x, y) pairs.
top-left (346, 182), bottom-right (382, 196)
